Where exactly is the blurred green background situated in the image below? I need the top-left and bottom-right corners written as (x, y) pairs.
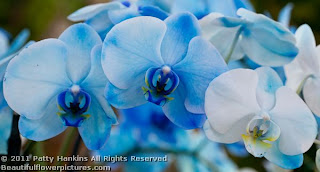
top-left (0, 0), bottom-right (320, 41)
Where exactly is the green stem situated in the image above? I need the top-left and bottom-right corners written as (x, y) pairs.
top-left (56, 127), bottom-right (77, 166)
top-left (22, 140), bottom-right (36, 156)
top-left (296, 75), bottom-right (313, 95)
top-left (314, 139), bottom-right (320, 145)
top-left (225, 27), bottom-right (243, 64)
top-left (35, 142), bottom-right (48, 167)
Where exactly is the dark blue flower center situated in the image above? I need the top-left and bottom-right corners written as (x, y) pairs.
top-left (142, 66), bottom-right (179, 106)
top-left (57, 86), bottom-right (91, 127)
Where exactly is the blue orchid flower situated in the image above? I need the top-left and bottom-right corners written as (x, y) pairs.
top-left (227, 4), bottom-right (295, 84)
top-left (172, 0), bottom-right (253, 19)
top-left (200, 8), bottom-right (298, 66)
top-left (176, 131), bottom-right (238, 172)
top-left (97, 103), bottom-right (186, 172)
top-left (98, 103), bottom-right (237, 172)
top-left (101, 13), bottom-right (228, 129)
top-left (204, 67), bottom-right (317, 169)
top-left (3, 24), bottom-right (117, 150)
top-left (68, 1), bottom-right (169, 39)
top-left (0, 29), bottom-right (29, 154)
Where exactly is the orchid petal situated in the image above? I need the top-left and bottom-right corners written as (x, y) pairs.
top-left (173, 36), bottom-right (228, 114)
top-left (255, 67), bottom-right (283, 111)
top-left (161, 12), bottom-right (201, 65)
top-left (265, 141), bottom-right (303, 169)
top-left (102, 16), bottom-right (165, 90)
top-left (205, 69), bottom-right (260, 134)
top-left (4, 39), bottom-right (71, 119)
top-left (78, 96), bottom-right (114, 150)
top-left (59, 23), bottom-right (102, 83)
top-left (19, 96), bottom-right (67, 141)
top-left (162, 84), bottom-right (206, 129)
top-left (303, 78), bottom-right (320, 116)
top-left (67, 2), bottom-right (123, 22)
top-left (270, 87), bottom-right (317, 155)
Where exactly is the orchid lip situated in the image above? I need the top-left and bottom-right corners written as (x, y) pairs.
top-left (142, 66), bottom-right (179, 106)
top-left (57, 87), bottom-right (91, 127)
top-left (242, 115), bottom-right (281, 157)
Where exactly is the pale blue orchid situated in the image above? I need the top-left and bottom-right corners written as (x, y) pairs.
top-left (284, 24), bottom-right (320, 117)
top-left (227, 3), bottom-right (295, 83)
top-left (200, 8), bottom-right (298, 66)
top-left (204, 67), bottom-right (317, 169)
top-left (0, 29), bottom-right (29, 154)
top-left (98, 103), bottom-right (237, 172)
top-left (68, 0), bottom-right (169, 39)
top-left (101, 12), bottom-right (228, 129)
top-left (172, 0), bottom-right (253, 19)
top-left (3, 24), bottom-right (117, 150)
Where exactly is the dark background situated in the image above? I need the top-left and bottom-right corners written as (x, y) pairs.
top-left (0, 0), bottom-right (319, 41)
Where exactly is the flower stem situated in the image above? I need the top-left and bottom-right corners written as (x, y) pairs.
top-left (56, 127), bottom-right (77, 166)
top-left (67, 132), bottom-right (82, 170)
top-left (22, 140), bottom-right (36, 156)
top-left (314, 139), bottom-right (320, 145)
top-left (296, 75), bottom-right (312, 95)
top-left (225, 27), bottom-right (243, 64)
top-left (7, 114), bottom-right (21, 166)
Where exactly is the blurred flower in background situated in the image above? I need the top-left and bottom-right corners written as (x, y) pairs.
top-left (0, 28), bottom-right (29, 154)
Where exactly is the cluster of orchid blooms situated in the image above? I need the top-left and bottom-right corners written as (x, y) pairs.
top-left (1, 0), bottom-right (320, 171)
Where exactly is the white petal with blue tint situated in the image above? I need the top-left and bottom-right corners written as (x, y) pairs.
top-left (284, 58), bottom-right (309, 92)
top-left (204, 120), bottom-right (245, 143)
top-left (293, 24), bottom-right (319, 74)
top-left (67, 2), bottom-right (123, 22)
top-left (173, 36), bottom-right (228, 114)
top-left (160, 12), bottom-right (201, 65)
top-left (59, 23), bottom-right (102, 84)
top-left (238, 8), bottom-right (298, 66)
top-left (285, 25), bottom-right (320, 92)
top-left (19, 96), bottom-right (67, 141)
top-left (303, 78), bottom-right (320, 116)
top-left (4, 39), bottom-right (71, 119)
top-left (162, 84), bottom-right (206, 129)
top-left (270, 87), bottom-right (317, 155)
top-left (205, 69), bottom-right (260, 134)
top-left (255, 67), bottom-right (283, 111)
top-left (265, 141), bottom-right (303, 169)
top-left (102, 16), bottom-right (165, 89)
top-left (200, 13), bottom-right (245, 62)
top-left (78, 95), bottom-right (113, 150)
